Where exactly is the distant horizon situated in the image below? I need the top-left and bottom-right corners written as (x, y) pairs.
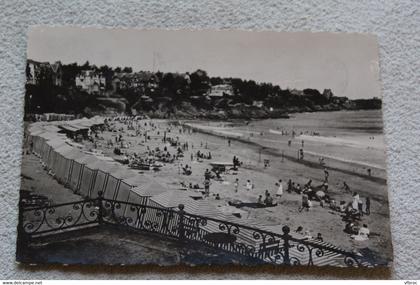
top-left (27, 27), bottom-right (382, 100)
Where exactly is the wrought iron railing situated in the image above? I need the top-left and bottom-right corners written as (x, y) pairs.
top-left (18, 194), bottom-right (376, 267)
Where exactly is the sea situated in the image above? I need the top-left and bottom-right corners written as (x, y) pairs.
top-left (190, 110), bottom-right (387, 171)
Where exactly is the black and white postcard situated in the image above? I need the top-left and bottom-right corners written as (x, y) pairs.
top-left (17, 27), bottom-right (392, 267)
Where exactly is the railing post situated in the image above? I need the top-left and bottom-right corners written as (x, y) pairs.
top-left (16, 195), bottom-right (29, 258)
top-left (282, 225), bottom-right (291, 265)
top-left (178, 204), bottom-right (185, 241)
top-left (97, 191), bottom-right (103, 225)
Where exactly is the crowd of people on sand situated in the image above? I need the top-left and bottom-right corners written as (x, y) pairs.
top-left (282, 170), bottom-right (372, 242)
top-left (84, 117), bottom-right (374, 244)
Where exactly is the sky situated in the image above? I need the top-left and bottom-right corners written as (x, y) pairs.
top-left (27, 27), bottom-right (382, 99)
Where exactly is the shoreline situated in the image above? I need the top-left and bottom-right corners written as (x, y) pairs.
top-left (183, 122), bottom-right (387, 184)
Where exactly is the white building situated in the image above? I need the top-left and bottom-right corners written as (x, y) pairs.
top-left (75, 70), bottom-right (106, 94)
top-left (207, 84), bottom-right (234, 98)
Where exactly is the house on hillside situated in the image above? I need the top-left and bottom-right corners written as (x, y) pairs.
top-left (26, 60), bottom-right (63, 86)
top-left (75, 70), bottom-right (106, 94)
top-left (206, 84), bottom-right (234, 99)
top-left (50, 61), bottom-right (63, 86)
top-left (111, 71), bottom-right (158, 92)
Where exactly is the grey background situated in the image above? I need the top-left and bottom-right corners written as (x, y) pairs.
top-left (0, 0), bottom-right (418, 280)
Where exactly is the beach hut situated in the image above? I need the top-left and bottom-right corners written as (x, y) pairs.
top-left (112, 177), bottom-right (163, 221)
top-left (58, 122), bottom-right (89, 139)
top-left (59, 148), bottom-right (85, 185)
top-left (116, 175), bottom-right (152, 202)
top-left (50, 144), bottom-right (73, 182)
top-left (46, 138), bottom-right (69, 172)
top-left (102, 167), bottom-right (137, 200)
top-left (78, 157), bottom-right (105, 198)
top-left (68, 155), bottom-right (98, 193)
top-left (89, 162), bottom-right (121, 198)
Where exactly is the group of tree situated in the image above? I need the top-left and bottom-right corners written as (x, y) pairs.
top-left (25, 60), bottom-right (382, 117)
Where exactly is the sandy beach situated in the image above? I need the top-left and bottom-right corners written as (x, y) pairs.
top-left (67, 112), bottom-right (392, 262)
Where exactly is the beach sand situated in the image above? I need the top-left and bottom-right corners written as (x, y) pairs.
top-left (78, 117), bottom-right (392, 262)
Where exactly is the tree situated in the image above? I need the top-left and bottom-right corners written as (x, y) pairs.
top-left (122, 67), bottom-right (133, 73)
top-left (81, 61), bottom-right (90, 70)
top-left (99, 65), bottom-right (115, 90)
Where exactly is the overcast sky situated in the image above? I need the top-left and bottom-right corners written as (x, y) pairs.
top-left (27, 27), bottom-right (381, 99)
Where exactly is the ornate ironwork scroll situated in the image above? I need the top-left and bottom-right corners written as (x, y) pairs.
top-left (19, 195), bottom-right (375, 267)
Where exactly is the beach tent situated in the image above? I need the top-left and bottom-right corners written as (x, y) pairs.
top-left (59, 148), bottom-right (85, 185)
top-left (120, 178), bottom-right (169, 218)
top-left (90, 162), bottom-right (121, 198)
top-left (119, 189), bottom-right (188, 231)
top-left (45, 138), bottom-right (68, 171)
top-left (107, 175), bottom-right (154, 220)
top-left (102, 167), bottom-right (137, 200)
top-left (77, 156), bottom-right (117, 197)
top-left (49, 144), bottom-right (73, 181)
top-left (68, 155), bottom-right (98, 192)
top-left (78, 156), bottom-right (104, 198)
top-left (116, 175), bottom-right (152, 202)
top-left (30, 131), bottom-right (52, 156)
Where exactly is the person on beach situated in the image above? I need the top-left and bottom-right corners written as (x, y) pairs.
top-left (288, 140), bottom-right (291, 147)
top-left (204, 169), bottom-right (211, 180)
top-left (302, 140), bottom-right (304, 148)
top-left (204, 179), bottom-right (211, 197)
top-left (264, 193), bottom-right (275, 206)
top-left (303, 231), bottom-right (312, 239)
top-left (246, 180), bottom-right (253, 191)
top-left (339, 201), bottom-right (346, 212)
top-left (287, 179), bottom-right (293, 193)
top-left (324, 168), bottom-right (329, 182)
top-left (298, 194), bottom-right (310, 212)
top-left (358, 199), bottom-right (364, 216)
top-left (352, 192), bottom-right (360, 212)
top-left (351, 224), bottom-right (370, 241)
top-left (228, 139), bottom-right (231, 147)
top-left (234, 178), bottom-right (239, 193)
top-left (365, 197), bottom-right (371, 215)
top-left (276, 180), bottom-right (283, 198)
top-left (316, 233), bottom-right (323, 242)
top-left (257, 195), bottom-right (264, 205)
top-left (343, 181), bottom-right (351, 193)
